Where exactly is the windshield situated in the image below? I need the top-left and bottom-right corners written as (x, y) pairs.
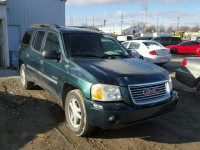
top-left (143, 41), bottom-right (164, 48)
top-left (62, 33), bottom-right (129, 58)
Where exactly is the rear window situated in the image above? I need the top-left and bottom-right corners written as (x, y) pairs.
top-left (22, 30), bottom-right (33, 45)
top-left (171, 37), bottom-right (182, 42)
top-left (143, 41), bottom-right (163, 48)
top-left (129, 42), bottom-right (140, 49)
top-left (32, 31), bottom-right (45, 52)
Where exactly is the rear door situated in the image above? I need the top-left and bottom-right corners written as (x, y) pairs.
top-left (26, 30), bottom-right (46, 84)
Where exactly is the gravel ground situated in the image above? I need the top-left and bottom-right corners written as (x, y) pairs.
top-left (0, 54), bottom-right (200, 150)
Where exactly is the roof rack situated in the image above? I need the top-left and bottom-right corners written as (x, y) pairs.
top-left (67, 26), bottom-right (100, 31)
top-left (30, 24), bottom-right (60, 29)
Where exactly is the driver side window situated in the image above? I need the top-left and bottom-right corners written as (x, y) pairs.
top-left (44, 32), bottom-right (61, 52)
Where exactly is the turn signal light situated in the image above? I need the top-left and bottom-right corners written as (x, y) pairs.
top-left (181, 58), bottom-right (187, 66)
top-left (149, 50), bottom-right (157, 55)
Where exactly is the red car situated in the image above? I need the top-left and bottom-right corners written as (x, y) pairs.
top-left (166, 41), bottom-right (200, 54)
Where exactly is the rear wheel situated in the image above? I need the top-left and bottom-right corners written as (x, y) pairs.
top-left (65, 89), bottom-right (94, 136)
top-left (171, 48), bottom-right (178, 54)
top-left (20, 64), bottom-right (34, 90)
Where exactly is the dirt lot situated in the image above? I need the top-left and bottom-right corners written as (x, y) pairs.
top-left (1, 54), bottom-right (200, 150)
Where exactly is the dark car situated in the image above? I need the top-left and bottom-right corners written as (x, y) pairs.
top-left (152, 37), bottom-right (182, 47)
top-left (176, 57), bottom-right (200, 99)
top-left (134, 37), bottom-right (153, 40)
top-left (19, 24), bottom-right (178, 136)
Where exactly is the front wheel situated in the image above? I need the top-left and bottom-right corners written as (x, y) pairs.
top-left (65, 89), bottom-right (94, 136)
top-left (171, 48), bottom-right (178, 54)
top-left (20, 64), bottom-right (34, 90)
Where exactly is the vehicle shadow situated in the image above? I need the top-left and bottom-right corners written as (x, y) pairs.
top-left (90, 90), bottom-right (200, 144)
top-left (0, 91), bottom-right (65, 150)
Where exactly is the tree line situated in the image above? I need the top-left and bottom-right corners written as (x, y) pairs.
top-left (146, 25), bottom-right (200, 33)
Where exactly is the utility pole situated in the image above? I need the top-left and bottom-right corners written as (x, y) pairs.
top-left (121, 12), bottom-right (124, 35)
top-left (86, 17), bottom-right (87, 26)
top-left (142, 0), bottom-right (149, 26)
top-left (70, 12), bottom-right (71, 26)
top-left (157, 17), bottom-right (159, 33)
top-left (177, 17), bottom-right (180, 32)
top-left (92, 17), bottom-right (95, 27)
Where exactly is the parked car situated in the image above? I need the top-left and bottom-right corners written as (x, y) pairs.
top-left (117, 35), bottom-right (133, 43)
top-left (176, 57), bottom-right (200, 99)
top-left (166, 41), bottom-right (200, 54)
top-left (19, 24), bottom-right (178, 136)
top-left (191, 37), bottom-right (200, 41)
top-left (152, 37), bottom-right (182, 47)
top-left (122, 40), bottom-right (171, 64)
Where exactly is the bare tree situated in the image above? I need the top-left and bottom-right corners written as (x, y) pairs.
top-left (167, 26), bottom-right (175, 33)
top-left (146, 25), bottom-right (156, 33)
top-left (191, 26), bottom-right (200, 32)
top-left (179, 26), bottom-right (190, 32)
top-left (160, 25), bottom-right (166, 33)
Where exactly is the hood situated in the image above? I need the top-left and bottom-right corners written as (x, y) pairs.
top-left (73, 58), bottom-right (169, 86)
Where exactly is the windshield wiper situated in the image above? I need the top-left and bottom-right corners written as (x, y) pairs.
top-left (71, 54), bottom-right (102, 58)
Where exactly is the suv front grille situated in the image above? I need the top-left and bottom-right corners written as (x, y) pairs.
top-left (128, 81), bottom-right (169, 105)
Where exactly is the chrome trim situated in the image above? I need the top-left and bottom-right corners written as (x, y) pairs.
top-left (128, 80), bottom-right (170, 105)
top-left (27, 65), bottom-right (57, 84)
top-left (128, 80), bottom-right (168, 87)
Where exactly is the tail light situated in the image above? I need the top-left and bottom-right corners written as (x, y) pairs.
top-left (181, 58), bottom-right (187, 66)
top-left (149, 50), bottom-right (157, 55)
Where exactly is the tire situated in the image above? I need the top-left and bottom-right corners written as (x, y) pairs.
top-left (171, 48), bottom-right (178, 54)
top-left (20, 64), bottom-right (34, 90)
top-left (65, 89), bottom-right (94, 136)
top-left (196, 83), bottom-right (200, 100)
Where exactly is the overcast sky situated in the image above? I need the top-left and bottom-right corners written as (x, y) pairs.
top-left (65, 0), bottom-right (200, 28)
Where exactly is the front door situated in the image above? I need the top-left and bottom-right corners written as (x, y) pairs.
top-left (40, 31), bottom-right (62, 99)
top-left (0, 19), bottom-right (5, 67)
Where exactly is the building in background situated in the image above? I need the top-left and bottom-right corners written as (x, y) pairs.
top-left (0, 0), bottom-right (66, 68)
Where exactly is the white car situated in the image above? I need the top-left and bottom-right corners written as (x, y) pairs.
top-left (122, 40), bottom-right (171, 64)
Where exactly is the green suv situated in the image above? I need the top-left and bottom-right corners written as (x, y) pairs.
top-left (19, 24), bottom-right (178, 136)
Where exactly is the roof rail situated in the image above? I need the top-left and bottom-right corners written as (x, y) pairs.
top-left (30, 24), bottom-right (60, 29)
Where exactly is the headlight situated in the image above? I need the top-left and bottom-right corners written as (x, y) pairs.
top-left (91, 84), bottom-right (122, 101)
top-left (168, 75), bottom-right (173, 92)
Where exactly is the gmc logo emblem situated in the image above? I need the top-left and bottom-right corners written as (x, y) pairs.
top-left (143, 88), bottom-right (159, 96)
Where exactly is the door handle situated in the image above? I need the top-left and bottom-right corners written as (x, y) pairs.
top-left (26, 54), bottom-right (29, 58)
top-left (40, 60), bottom-right (43, 65)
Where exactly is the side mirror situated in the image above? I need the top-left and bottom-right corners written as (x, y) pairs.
top-left (126, 49), bottom-right (142, 59)
top-left (42, 50), bottom-right (61, 60)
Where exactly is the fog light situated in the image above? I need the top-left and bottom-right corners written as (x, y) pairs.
top-left (108, 115), bottom-right (118, 124)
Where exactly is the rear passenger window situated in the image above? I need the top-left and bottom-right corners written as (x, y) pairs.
top-left (32, 31), bottom-right (45, 51)
top-left (44, 32), bottom-right (60, 52)
top-left (22, 30), bottom-right (33, 45)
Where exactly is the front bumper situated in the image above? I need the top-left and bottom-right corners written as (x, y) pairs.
top-left (85, 90), bottom-right (178, 128)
